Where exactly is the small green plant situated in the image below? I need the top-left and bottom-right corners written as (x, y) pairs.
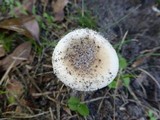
top-left (121, 74), bottom-right (132, 87)
top-left (35, 16), bottom-right (46, 30)
top-left (0, 34), bottom-right (13, 52)
top-left (0, 90), bottom-right (7, 94)
top-left (75, 10), bottom-right (97, 29)
top-left (148, 110), bottom-right (157, 120)
top-left (41, 39), bottom-right (58, 48)
top-left (0, 0), bottom-right (14, 13)
top-left (108, 74), bottom-right (131, 89)
top-left (36, 12), bottom-right (61, 34)
top-left (29, 36), bottom-right (58, 55)
top-left (156, 0), bottom-right (160, 5)
top-left (108, 54), bottom-right (133, 89)
top-left (2, 0), bottom-right (27, 17)
top-left (67, 97), bottom-right (89, 117)
top-left (108, 80), bottom-right (117, 89)
top-left (118, 54), bottom-right (128, 70)
top-left (43, 12), bottom-right (54, 25)
top-left (8, 96), bottom-right (16, 104)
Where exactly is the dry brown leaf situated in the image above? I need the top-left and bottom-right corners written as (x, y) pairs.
top-left (6, 79), bottom-right (24, 99)
top-left (52, 0), bottom-right (69, 21)
top-left (23, 19), bottom-right (40, 43)
top-left (15, 106), bottom-right (23, 113)
top-left (1, 42), bottom-right (31, 70)
top-left (132, 57), bottom-right (148, 68)
top-left (63, 106), bottom-right (72, 115)
top-left (0, 45), bottom-right (6, 57)
top-left (132, 47), bottom-right (160, 68)
top-left (6, 79), bottom-right (24, 112)
top-left (0, 16), bottom-right (40, 44)
top-left (15, 98), bottom-right (28, 113)
top-left (13, 0), bottom-right (36, 16)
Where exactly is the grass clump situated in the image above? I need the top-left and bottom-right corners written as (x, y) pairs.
top-left (77, 11), bottom-right (97, 29)
top-left (0, 34), bottom-right (13, 52)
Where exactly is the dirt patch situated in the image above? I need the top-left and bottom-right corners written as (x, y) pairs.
top-left (85, 0), bottom-right (160, 119)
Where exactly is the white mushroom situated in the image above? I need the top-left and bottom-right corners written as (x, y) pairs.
top-left (52, 29), bottom-right (119, 91)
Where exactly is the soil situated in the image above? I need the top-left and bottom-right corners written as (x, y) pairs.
top-left (85, 0), bottom-right (160, 119)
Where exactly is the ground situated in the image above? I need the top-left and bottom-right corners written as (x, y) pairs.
top-left (0, 0), bottom-right (160, 120)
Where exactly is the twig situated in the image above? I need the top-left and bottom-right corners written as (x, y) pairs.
top-left (118, 31), bottom-right (128, 52)
top-left (113, 68), bottom-right (122, 120)
top-left (0, 61), bottom-right (15, 85)
top-left (127, 86), bottom-right (141, 104)
top-left (2, 110), bottom-right (53, 119)
top-left (56, 103), bottom-right (60, 120)
top-left (138, 68), bottom-right (160, 88)
top-left (0, 50), bottom-right (27, 85)
top-left (97, 90), bottom-right (109, 113)
top-left (56, 84), bottom-right (65, 99)
top-left (82, 96), bottom-right (109, 104)
top-left (49, 107), bottom-right (54, 120)
top-left (107, 5), bottom-right (141, 29)
top-left (32, 90), bottom-right (67, 97)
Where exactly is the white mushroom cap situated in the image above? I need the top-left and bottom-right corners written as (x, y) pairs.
top-left (52, 29), bottom-right (119, 91)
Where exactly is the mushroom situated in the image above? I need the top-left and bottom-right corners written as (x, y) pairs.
top-left (52, 29), bottom-right (119, 91)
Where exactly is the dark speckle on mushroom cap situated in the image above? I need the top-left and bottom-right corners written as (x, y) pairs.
top-left (64, 37), bottom-right (98, 75)
top-left (52, 29), bottom-right (119, 91)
